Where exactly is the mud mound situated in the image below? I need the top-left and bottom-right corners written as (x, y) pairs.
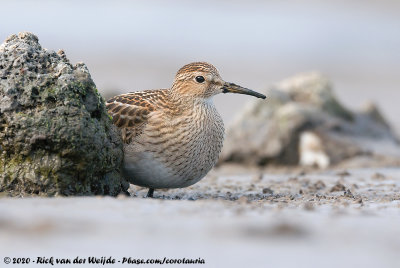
top-left (220, 72), bottom-right (400, 168)
top-left (0, 32), bottom-right (127, 196)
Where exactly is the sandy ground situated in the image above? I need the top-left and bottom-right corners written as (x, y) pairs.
top-left (1, 167), bottom-right (400, 268)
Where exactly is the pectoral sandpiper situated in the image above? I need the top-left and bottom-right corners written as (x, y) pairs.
top-left (106, 62), bottom-right (266, 197)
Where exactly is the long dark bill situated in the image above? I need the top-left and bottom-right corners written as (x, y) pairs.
top-left (222, 82), bottom-right (266, 99)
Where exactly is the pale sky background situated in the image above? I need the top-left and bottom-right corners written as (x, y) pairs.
top-left (1, 0), bottom-right (399, 131)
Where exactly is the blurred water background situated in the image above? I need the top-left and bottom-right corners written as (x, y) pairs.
top-left (1, 0), bottom-right (399, 133)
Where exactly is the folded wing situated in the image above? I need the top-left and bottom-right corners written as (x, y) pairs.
top-left (106, 92), bottom-right (156, 143)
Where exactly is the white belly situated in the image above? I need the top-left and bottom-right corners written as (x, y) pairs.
top-left (122, 151), bottom-right (173, 188)
top-left (123, 136), bottom-right (223, 188)
top-left (122, 104), bottom-right (225, 189)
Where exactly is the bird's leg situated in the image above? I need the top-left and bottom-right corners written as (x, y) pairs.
top-left (146, 188), bottom-right (155, 198)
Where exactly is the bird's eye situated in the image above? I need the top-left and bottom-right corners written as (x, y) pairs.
top-left (195, 76), bottom-right (205, 83)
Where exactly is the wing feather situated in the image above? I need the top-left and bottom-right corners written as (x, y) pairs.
top-left (106, 90), bottom-right (167, 143)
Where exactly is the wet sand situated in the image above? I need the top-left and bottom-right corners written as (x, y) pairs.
top-left (1, 167), bottom-right (399, 267)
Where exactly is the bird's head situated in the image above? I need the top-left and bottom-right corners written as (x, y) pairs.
top-left (171, 62), bottom-right (266, 100)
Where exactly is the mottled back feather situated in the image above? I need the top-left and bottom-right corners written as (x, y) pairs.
top-left (106, 89), bottom-right (169, 143)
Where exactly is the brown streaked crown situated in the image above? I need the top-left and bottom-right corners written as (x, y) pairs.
top-left (176, 62), bottom-right (220, 78)
top-left (171, 62), bottom-right (224, 99)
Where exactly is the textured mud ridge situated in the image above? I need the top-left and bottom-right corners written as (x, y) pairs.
top-left (0, 32), bottom-right (127, 196)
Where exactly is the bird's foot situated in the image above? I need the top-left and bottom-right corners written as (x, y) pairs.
top-left (146, 188), bottom-right (155, 198)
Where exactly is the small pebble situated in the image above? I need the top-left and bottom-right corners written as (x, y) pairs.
top-left (330, 182), bottom-right (346, 192)
top-left (262, 188), bottom-right (274, 195)
top-left (336, 170), bottom-right (351, 177)
top-left (313, 180), bottom-right (326, 190)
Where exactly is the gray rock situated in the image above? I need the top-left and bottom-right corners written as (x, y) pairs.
top-left (0, 32), bottom-right (127, 196)
top-left (220, 72), bottom-right (400, 168)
